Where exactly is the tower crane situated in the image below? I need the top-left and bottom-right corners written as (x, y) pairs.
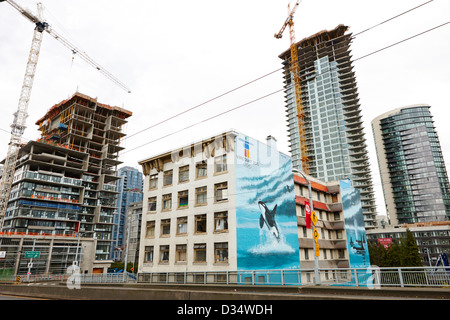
top-left (275, 0), bottom-right (310, 174)
top-left (0, 0), bottom-right (131, 228)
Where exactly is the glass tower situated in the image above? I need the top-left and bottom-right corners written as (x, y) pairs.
top-left (279, 24), bottom-right (377, 229)
top-left (112, 166), bottom-right (143, 260)
top-left (372, 105), bottom-right (450, 225)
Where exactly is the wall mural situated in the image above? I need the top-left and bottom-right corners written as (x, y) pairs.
top-left (340, 179), bottom-right (373, 286)
top-left (235, 134), bottom-right (300, 271)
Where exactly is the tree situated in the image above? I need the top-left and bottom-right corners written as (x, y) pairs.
top-left (385, 241), bottom-right (402, 267)
top-left (368, 228), bottom-right (423, 267)
top-left (400, 229), bottom-right (422, 267)
top-left (368, 241), bottom-right (387, 267)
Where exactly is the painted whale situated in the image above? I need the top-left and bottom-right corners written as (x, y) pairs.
top-left (258, 201), bottom-right (280, 241)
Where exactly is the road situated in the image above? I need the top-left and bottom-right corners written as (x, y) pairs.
top-left (0, 293), bottom-right (47, 300)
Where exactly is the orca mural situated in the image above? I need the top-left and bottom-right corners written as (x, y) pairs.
top-left (235, 134), bottom-right (300, 271)
top-left (340, 179), bottom-right (373, 286)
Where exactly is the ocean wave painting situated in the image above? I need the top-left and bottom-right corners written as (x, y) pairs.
top-left (235, 134), bottom-right (300, 271)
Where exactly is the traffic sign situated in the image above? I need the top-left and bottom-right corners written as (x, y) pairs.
top-left (311, 210), bottom-right (318, 226)
top-left (313, 228), bottom-right (319, 243)
top-left (315, 242), bottom-right (320, 257)
top-left (25, 251), bottom-right (40, 258)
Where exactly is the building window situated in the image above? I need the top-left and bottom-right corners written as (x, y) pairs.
top-left (331, 193), bottom-right (338, 203)
top-left (162, 193), bottom-right (172, 210)
top-left (178, 190), bottom-right (189, 208)
top-left (149, 174), bottom-right (158, 189)
top-left (163, 170), bottom-right (173, 186)
top-left (195, 214), bottom-right (207, 233)
top-left (214, 211), bottom-right (228, 232)
top-left (304, 248), bottom-right (309, 260)
top-left (194, 243), bottom-right (206, 263)
top-left (214, 242), bottom-right (228, 263)
top-left (160, 245), bottom-right (169, 263)
top-left (144, 246), bottom-right (153, 263)
top-left (195, 186), bottom-right (207, 205)
top-left (302, 226), bottom-right (307, 237)
top-left (196, 161), bottom-right (207, 178)
top-left (177, 217), bottom-right (188, 234)
top-left (161, 219), bottom-right (171, 236)
top-left (215, 154), bottom-right (227, 173)
top-left (146, 221), bottom-right (155, 238)
top-left (215, 182), bottom-right (228, 202)
top-left (179, 165), bottom-right (189, 183)
top-left (148, 197), bottom-right (156, 212)
top-left (176, 244), bottom-right (187, 263)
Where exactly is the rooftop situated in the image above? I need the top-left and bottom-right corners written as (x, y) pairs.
top-left (35, 91), bottom-right (132, 126)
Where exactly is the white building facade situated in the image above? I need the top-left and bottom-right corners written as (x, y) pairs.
top-left (137, 130), bottom-right (302, 276)
top-left (138, 131), bottom-right (238, 273)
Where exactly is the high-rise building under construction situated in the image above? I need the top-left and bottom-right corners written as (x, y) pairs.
top-left (278, 24), bottom-right (377, 229)
top-left (1, 92), bottom-right (131, 267)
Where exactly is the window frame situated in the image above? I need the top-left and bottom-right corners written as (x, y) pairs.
top-left (214, 211), bottom-right (228, 232)
top-left (195, 186), bottom-right (207, 206)
top-left (178, 190), bottom-right (189, 208)
top-left (162, 193), bottom-right (172, 211)
top-left (214, 182), bottom-right (228, 202)
top-left (161, 219), bottom-right (171, 236)
top-left (178, 165), bottom-right (189, 183)
top-left (194, 243), bottom-right (207, 263)
top-left (163, 170), bottom-right (173, 186)
top-left (194, 214), bottom-right (207, 234)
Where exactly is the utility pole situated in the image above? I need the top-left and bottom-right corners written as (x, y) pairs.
top-left (123, 216), bottom-right (130, 282)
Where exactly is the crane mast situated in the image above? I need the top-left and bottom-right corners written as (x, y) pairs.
top-left (0, 0), bottom-right (130, 228)
top-left (0, 3), bottom-right (46, 228)
top-left (275, 1), bottom-right (309, 174)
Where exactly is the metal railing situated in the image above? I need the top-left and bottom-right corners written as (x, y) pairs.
top-left (5, 266), bottom-right (450, 288)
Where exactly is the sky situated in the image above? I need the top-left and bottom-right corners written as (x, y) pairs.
top-left (0, 0), bottom-right (449, 217)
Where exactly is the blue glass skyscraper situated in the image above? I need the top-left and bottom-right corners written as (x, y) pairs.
top-left (372, 105), bottom-right (450, 225)
top-left (112, 166), bottom-right (143, 260)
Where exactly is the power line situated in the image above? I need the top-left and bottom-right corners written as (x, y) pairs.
top-left (352, 0), bottom-right (434, 37)
top-left (122, 89), bottom-right (284, 154)
top-left (123, 21), bottom-right (450, 155)
top-left (354, 21), bottom-right (450, 62)
top-left (123, 68), bottom-right (283, 141)
top-left (122, 0), bottom-right (437, 143)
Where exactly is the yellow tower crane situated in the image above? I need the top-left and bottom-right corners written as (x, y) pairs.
top-left (275, 0), bottom-right (309, 174)
top-left (0, 0), bottom-right (131, 228)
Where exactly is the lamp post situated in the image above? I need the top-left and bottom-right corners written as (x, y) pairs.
top-left (123, 215), bottom-right (131, 283)
top-left (296, 170), bottom-right (321, 285)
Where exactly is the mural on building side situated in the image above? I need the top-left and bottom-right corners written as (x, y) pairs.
top-left (340, 179), bottom-right (372, 286)
top-left (340, 179), bottom-right (371, 268)
top-left (235, 134), bottom-right (300, 271)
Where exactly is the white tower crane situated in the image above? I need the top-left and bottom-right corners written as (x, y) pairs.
top-left (0, 0), bottom-right (131, 228)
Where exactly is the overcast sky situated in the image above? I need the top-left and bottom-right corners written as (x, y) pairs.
top-left (0, 0), bottom-right (449, 217)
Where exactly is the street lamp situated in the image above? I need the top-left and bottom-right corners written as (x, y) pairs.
top-left (295, 169), bottom-right (321, 285)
